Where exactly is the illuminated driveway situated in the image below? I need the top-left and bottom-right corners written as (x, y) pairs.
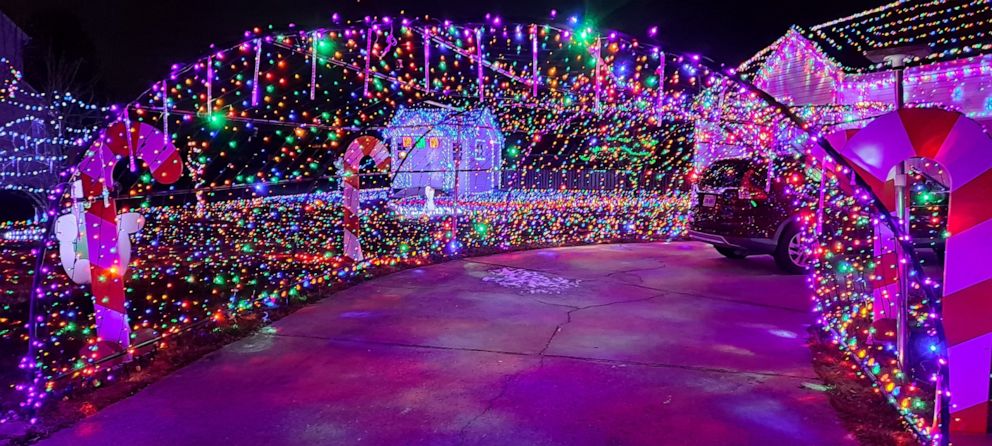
top-left (38, 242), bottom-right (855, 446)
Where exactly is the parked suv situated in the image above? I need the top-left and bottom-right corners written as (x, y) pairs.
top-left (688, 157), bottom-right (809, 274)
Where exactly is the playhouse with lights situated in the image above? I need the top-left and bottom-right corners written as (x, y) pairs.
top-left (384, 105), bottom-right (504, 196)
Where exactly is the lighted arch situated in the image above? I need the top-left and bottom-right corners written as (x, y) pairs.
top-left (11, 16), bottom-right (957, 446)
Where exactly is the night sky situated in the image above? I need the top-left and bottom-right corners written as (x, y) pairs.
top-left (2, 0), bottom-right (891, 103)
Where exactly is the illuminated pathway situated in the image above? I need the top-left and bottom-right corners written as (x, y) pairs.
top-left (38, 242), bottom-right (856, 446)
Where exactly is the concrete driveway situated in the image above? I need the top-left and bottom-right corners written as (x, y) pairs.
top-left (37, 242), bottom-right (856, 446)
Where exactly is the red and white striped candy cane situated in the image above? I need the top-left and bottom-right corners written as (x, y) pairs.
top-left (839, 109), bottom-right (992, 433)
top-left (342, 136), bottom-right (390, 262)
top-left (77, 121), bottom-right (183, 354)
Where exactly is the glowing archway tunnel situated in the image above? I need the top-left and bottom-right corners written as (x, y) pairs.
top-left (3, 15), bottom-right (970, 445)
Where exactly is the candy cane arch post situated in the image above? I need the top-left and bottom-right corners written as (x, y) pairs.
top-left (838, 108), bottom-right (992, 434)
top-left (77, 121), bottom-right (183, 356)
top-left (342, 135), bottom-right (390, 262)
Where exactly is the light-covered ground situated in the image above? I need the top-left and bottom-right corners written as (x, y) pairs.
top-left (37, 241), bottom-right (857, 446)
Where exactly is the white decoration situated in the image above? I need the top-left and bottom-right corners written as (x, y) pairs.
top-left (482, 267), bottom-right (580, 294)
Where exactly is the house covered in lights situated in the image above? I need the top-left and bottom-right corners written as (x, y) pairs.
top-left (384, 105), bottom-right (504, 196)
top-left (736, 0), bottom-right (992, 131)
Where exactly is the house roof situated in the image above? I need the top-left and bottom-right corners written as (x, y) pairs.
top-left (0, 10), bottom-right (28, 41)
top-left (800, 0), bottom-right (992, 71)
top-left (384, 106), bottom-right (503, 140)
top-left (0, 10), bottom-right (30, 72)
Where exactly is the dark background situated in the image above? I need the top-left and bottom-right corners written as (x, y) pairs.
top-left (2, 0), bottom-right (889, 102)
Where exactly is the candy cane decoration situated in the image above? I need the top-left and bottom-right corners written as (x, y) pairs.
top-left (838, 108), bottom-right (992, 433)
top-left (77, 121), bottom-right (183, 355)
top-left (342, 136), bottom-right (390, 262)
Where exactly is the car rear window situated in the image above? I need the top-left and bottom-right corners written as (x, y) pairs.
top-left (699, 159), bottom-right (761, 189)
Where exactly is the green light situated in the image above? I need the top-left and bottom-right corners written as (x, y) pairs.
top-left (474, 222), bottom-right (489, 236)
top-left (316, 39), bottom-right (335, 54)
top-left (206, 112), bottom-right (226, 130)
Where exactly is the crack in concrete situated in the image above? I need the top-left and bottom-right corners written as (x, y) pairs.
top-left (536, 293), bottom-right (665, 366)
top-left (603, 264), bottom-right (669, 276)
top-left (532, 299), bottom-right (580, 310)
top-left (453, 292), bottom-right (670, 443)
top-left (266, 332), bottom-right (815, 379)
top-left (270, 333), bottom-right (817, 381)
top-left (456, 366), bottom-right (521, 444)
top-left (455, 301), bottom-right (571, 441)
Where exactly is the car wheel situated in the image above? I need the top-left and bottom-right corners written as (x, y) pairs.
top-left (774, 225), bottom-right (811, 274)
top-left (715, 246), bottom-right (748, 259)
